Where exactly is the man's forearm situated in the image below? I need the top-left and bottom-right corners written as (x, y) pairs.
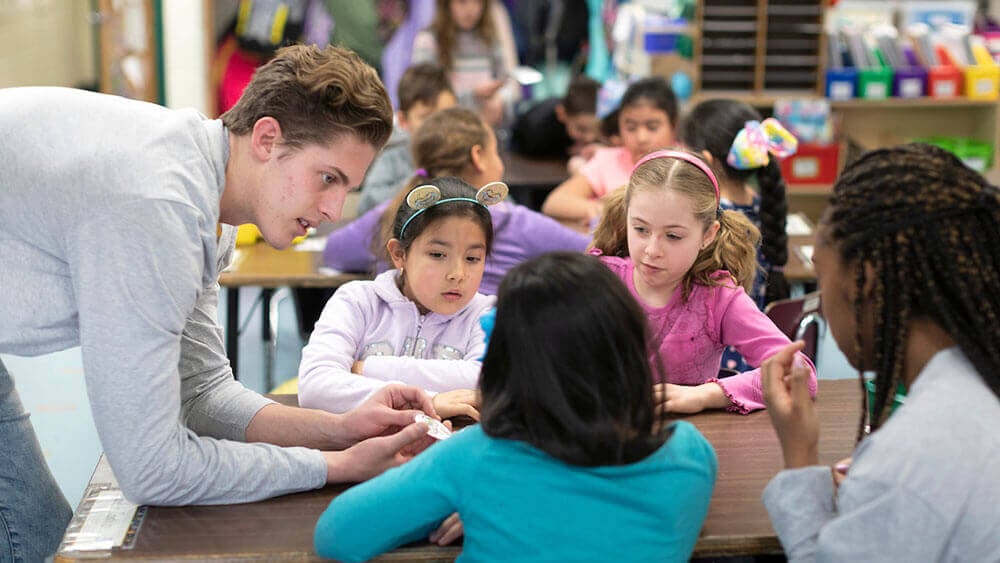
top-left (245, 403), bottom-right (352, 451)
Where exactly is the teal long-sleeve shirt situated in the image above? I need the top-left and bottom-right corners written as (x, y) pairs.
top-left (314, 422), bottom-right (717, 562)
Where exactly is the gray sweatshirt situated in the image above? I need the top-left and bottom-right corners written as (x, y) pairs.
top-left (763, 347), bottom-right (1000, 561)
top-left (0, 87), bottom-right (326, 505)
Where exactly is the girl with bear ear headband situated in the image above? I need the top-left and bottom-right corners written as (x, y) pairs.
top-left (300, 176), bottom-right (503, 424)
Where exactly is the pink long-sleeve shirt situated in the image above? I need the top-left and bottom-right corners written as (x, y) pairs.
top-left (599, 255), bottom-right (817, 414)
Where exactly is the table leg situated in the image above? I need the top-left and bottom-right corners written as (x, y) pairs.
top-left (226, 287), bottom-right (240, 379)
top-left (261, 289), bottom-right (275, 392)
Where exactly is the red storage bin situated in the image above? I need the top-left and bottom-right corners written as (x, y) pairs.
top-left (928, 65), bottom-right (963, 98)
top-left (779, 143), bottom-right (841, 187)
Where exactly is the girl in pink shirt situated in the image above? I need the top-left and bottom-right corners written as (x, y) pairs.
top-left (542, 76), bottom-right (677, 229)
top-left (589, 149), bottom-right (817, 414)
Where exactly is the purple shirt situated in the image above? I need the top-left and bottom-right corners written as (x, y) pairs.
top-left (324, 200), bottom-right (591, 295)
top-left (598, 255), bottom-right (817, 414)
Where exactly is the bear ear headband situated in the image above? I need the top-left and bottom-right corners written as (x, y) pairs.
top-left (400, 181), bottom-right (508, 237)
top-left (632, 149), bottom-right (721, 207)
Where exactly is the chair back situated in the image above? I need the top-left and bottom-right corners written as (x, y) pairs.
top-left (764, 291), bottom-right (823, 363)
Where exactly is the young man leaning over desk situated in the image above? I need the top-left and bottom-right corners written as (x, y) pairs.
top-left (0, 45), bottom-right (442, 561)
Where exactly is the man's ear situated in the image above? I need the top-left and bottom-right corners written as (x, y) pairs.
top-left (700, 149), bottom-right (715, 167)
top-left (396, 109), bottom-right (410, 132)
top-left (250, 117), bottom-right (282, 162)
top-left (387, 238), bottom-right (407, 270)
top-left (554, 103), bottom-right (567, 125)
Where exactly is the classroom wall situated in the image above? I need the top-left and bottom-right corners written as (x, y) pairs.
top-left (0, 1), bottom-right (97, 89)
top-left (161, 0), bottom-right (208, 112)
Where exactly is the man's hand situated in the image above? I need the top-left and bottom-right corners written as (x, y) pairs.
top-left (762, 341), bottom-right (819, 468)
top-left (323, 421), bottom-right (436, 483)
top-left (337, 384), bottom-right (437, 446)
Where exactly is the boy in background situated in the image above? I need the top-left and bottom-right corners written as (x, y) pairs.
top-left (356, 63), bottom-right (457, 214)
top-left (511, 74), bottom-right (601, 168)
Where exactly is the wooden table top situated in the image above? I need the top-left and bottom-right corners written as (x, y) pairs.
top-left (56, 380), bottom-right (861, 561)
top-left (219, 242), bottom-right (370, 289)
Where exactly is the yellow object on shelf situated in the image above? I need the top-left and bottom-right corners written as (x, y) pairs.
top-left (235, 223), bottom-right (308, 246)
top-left (235, 224), bottom-right (261, 246)
top-left (964, 64), bottom-right (1000, 101)
top-left (270, 377), bottom-right (299, 394)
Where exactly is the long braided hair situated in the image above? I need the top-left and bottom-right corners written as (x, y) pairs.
top-left (680, 99), bottom-right (790, 303)
top-left (826, 143), bottom-right (1000, 438)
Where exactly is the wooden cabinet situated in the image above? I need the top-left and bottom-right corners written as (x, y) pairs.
top-left (682, 1), bottom-right (999, 221)
top-left (696, 0), bottom-right (825, 97)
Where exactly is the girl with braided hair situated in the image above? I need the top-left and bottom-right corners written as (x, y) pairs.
top-left (679, 98), bottom-right (795, 307)
top-left (761, 143), bottom-right (1000, 561)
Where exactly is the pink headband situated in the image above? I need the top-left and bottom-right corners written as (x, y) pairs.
top-left (632, 149), bottom-right (721, 206)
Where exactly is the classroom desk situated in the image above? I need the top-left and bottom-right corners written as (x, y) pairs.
top-left (55, 379), bottom-right (861, 561)
top-left (501, 150), bottom-right (568, 210)
top-left (218, 242), bottom-right (370, 380)
top-left (785, 233), bottom-right (816, 285)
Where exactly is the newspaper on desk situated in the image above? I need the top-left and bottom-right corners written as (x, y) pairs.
top-left (57, 455), bottom-right (143, 553)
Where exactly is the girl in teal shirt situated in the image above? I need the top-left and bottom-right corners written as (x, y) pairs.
top-left (314, 252), bottom-right (717, 562)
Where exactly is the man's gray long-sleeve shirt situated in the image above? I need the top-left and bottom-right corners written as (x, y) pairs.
top-left (0, 87), bottom-right (326, 505)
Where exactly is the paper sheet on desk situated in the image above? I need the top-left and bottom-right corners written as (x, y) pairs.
top-left (786, 213), bottom-right (813, 236)
top-left (222, 248), bottom-right (243, 272)
top-left (318, 266), bottom-right (349, 276)
top-left (294, 238), bottom-right (327, 252)
top-left (796, 245), bottom-right (814, 267)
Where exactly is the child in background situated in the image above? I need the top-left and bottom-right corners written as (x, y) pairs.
top-left (299, 177), bottom-right (499, 419)
top-left (590, 149), bottom-right (817, 414)
top-left (680, 99), bottom-right (798, 373)
top-left (511, 74), bottom-right (601, 162)
top-left (314, 252), bottom-right (717, 562)
top-left (357, 63), bottom-right (457, 215)
top-left (412, 0), bottom-right (519, 127)
top-left (541, 76), bottom-right (678, 227)
top-left (762, 144), bottom-right (1000, 560)
top-left (680, 99), bottom-right (796, 307)
top-left (325, 106), bottom-right (590, 295)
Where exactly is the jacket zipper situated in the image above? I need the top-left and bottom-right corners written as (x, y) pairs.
top-left (409, 313), bottom-right (425, 357)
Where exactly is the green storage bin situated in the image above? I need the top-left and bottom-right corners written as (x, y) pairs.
top-left (912, 137), bottom-right (994, 173)
top-left (858, 67), bottom-right (893, 100)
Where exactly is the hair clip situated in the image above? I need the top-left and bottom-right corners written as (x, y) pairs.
top-left (476, 181), bottom-right (508, 206)
top-left (727, 118), bottom-right (798, 170)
